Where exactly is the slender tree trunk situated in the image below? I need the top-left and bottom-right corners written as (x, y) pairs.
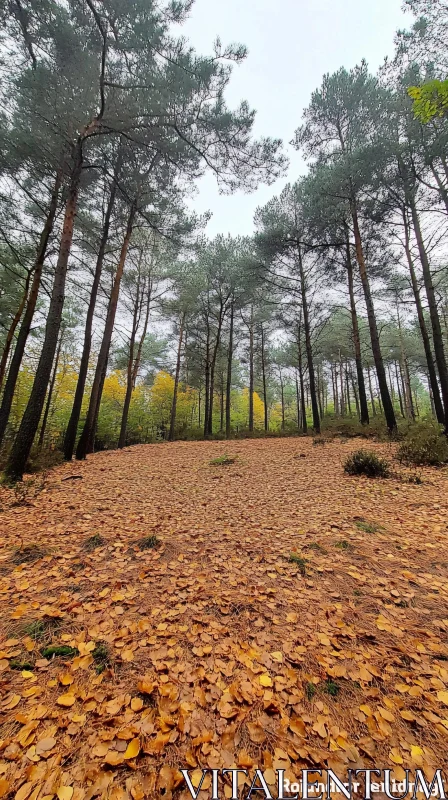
top-left (38, 334), bottom-right (62, 449)
top-left (248, 308), bottom-right (254, 433)
top-left (367, 368), bottom-right (376, 416)
top-left (220, 375), bottom-right (224, 432)
top-left (261, 323), bottom-right (268, 432)
top-left (395, 361), bottom-right (405, 418)
top-left (408, 196), bottom-right (448, 429)
top-left (351, 370), bottom-right (360, 417)
top-left (5, 147), bottom-right (82, 482)
top-left (203, 320), bottom-right (210, 438)
top-left (339, 350), bottom-right (345, 416)
top-left (0, 271), bottom-right (30, 392)
top-left (345, 365), bottom-right (352, 415)
top-left (297, 320), bottom-right (307, 433)
top-left (64, 179), bottom-right (117, 460)
top-left (402, 209), bottom-right (444, 424)
top-left (76, 202), bottom-right (136, 460)
top-left (118, 273), bottom-right (142, 450)
top-left (350, 204), bottom-right (396, 432)
top-left (280, 375), bottom-right (285, 430)
top-left (345, 223), bottom-right (369, 424)
top-left (168, 312), bottom-right (185, 442)
top-left (298, 246), bottom-right (320, 432)
top-left (295, 373), bottom-right (301, 430)
top-left (207, 302), bottom-right (224, 437)
top-left (331, 364), bottom-right (338, 416)
top-left (225, 300), bottom-right (234, 439)
top-left (0, 169), bottom-right (62, 449)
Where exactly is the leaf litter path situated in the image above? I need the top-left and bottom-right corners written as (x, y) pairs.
top-left (0, 438), bottom-right (448, 799)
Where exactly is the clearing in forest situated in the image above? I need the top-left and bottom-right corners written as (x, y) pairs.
top-left (0, 438), bottom-right (448, 798)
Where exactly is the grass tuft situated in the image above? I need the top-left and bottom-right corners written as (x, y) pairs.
top-left (209, 454), bottom-right (238, 466)
top-left (288, 553), bottom-right (308, 575)
top-left (138, 534), bottom-right (160, 550)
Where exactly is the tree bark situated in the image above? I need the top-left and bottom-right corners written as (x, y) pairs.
top-left (0, 271), bottom-right (30, 392)
top-left (402, 209), bottom-right (444, 424)
top-left (260, 323), bottom-right (268, 432)
top-left (4, 148), bottom-right (82, 482)
top-left (168, 312), bottom-right (185, 442)
top-left (350, 203), bottom-right (396, 432)
top-left (248, 308), bottom-right (254, 433)
top-left (76, 202), bottom-right (136, 460)
top-left (64, 179), bottom-right (117, 460)
top-left (298, 246), bottom-right (320, 432)
top-left (118, 268), bottom-right (143, 450)
top-left (225, 300), bottom-right (234, 439)
top-left (408, 196), bottom-right (448, 429)
top-left (0, 169), bottom-right (62, 448)
top-left (38, 334), bottom-right (62, 449)
top-left (345, 223), bottom-right (369, 424)
top-left (207, 301), bottom-right (225, 437)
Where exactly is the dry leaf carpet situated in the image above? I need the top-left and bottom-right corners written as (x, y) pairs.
top-left (0, 438), bottom-right (448, 798)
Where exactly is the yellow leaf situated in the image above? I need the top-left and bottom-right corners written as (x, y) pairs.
top-left (57, 694), bottom-right (76, 707)
top-left (389, 749), bottom-right (403, 765)
top-left (259, 674), bottom-right (273, 687)
top-left (121, 649), bottom-right (135, 662)
top-left (57, 788), bottom-right (73, 800)
top-left (270, 652), bottom-right (283, 663)
top-left (124, 738), bottom-right (140, 760)
top-left (131, 697), bottom-right (143, 712)
top-left (0, 781), bottom-right (10, 799)
top-left (437, 690), bottom-right (448, 705)
top-left (15, 784), bottom-right (33, 800)
top-left (137, 678), bottom-right (154, 695)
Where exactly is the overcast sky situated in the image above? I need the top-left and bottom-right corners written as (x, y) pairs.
top-left (182, 0), bottom-right (411, 238)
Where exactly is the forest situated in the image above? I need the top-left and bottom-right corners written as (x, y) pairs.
top-left (1, 1), bottom-right (448, 797)
top-left (0, 0), bottom-right (447, 482)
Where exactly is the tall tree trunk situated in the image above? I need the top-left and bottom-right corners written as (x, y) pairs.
top-left (38, 334), bottom-right (62, 449)
top-left (351, 369), bottom-right (360, 417)
top-left (295, 373), bottom-right (301, 430)
top-left (203, 319), bottom-right (211, 438)
top-left (408, 196), bottom-right (448, 429)
top-left (297, 246), bottom-right (320, 432)
top-left (0, 271), bottom-right (30, 392)
top-left (0, 169), bottom-right (62, 448)
top-left (260, 323), bottom-right (268, 432)
top-left (118, 269), bottom-right (143, 450)
top-left (402, 209), bottom-right (444, 424)
top-left (225, 300), bottom-right (234, 439)
top-left (76, 203), bottom-right (136, 460)
top-left (350, 204), bottom-right (396, 432)
top-left (248, 308), bottom-right (254, 433)
top-left (339, 350), bottom-right (345, 417)
top-left (345, 223), bottom-right (369, 424)
top-left (169, 312), bottom-right (185, 442)
top-left (5, 147), bottom-right (82, 482)
top-left (395, 361), bottom-right (405, 418)
top-left (280, 375), bottom-right (285, 430)
top-left (207, 302), bottom-right (224, 437)
top-left (64, 179), bottom-right (117, 460)
top-left (345, 365), bottom-right (352, 415)
top-left (367, 368), bottom-right (376, 416)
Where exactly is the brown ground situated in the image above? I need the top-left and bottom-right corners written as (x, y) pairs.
top-left (0, 438), bottom-right (448, 799)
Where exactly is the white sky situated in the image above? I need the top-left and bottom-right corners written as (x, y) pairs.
top-left (182, 0), bottom-right (411, 238)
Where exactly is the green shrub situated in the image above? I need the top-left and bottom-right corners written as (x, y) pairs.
top-left (397, 422), bottom-right (448, 466)
top-left (344, 449), bottom-right (390, 478)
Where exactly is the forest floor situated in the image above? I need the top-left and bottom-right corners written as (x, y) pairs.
top-left (0, 438), bottom-right (448, 799)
